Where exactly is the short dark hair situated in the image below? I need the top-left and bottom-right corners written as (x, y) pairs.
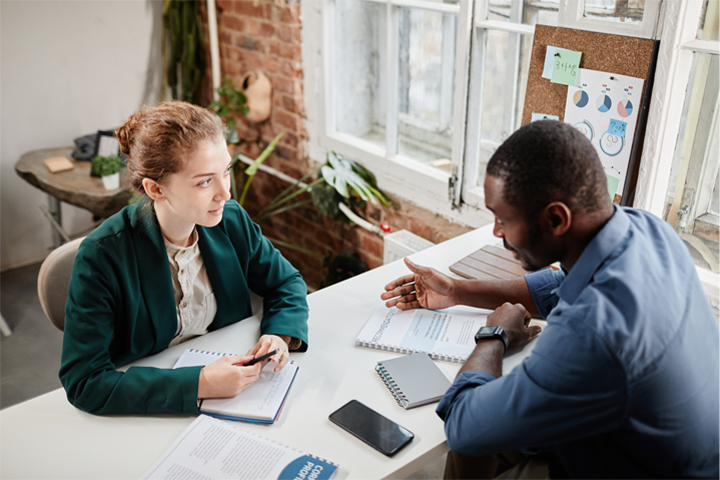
top-left (486, 120), bottom-right (610, 218)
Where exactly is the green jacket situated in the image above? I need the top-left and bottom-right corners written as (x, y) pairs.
top-left (59, 199), bottom-right (308, 415)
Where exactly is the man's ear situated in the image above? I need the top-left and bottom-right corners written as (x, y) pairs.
top-left (542, 202), bottom-right (572, 236)
top-left (142, 178), bottom-right (164, 202)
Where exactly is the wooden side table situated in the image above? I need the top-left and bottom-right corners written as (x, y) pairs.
top-left (15, 147), bottom-right (133, 247)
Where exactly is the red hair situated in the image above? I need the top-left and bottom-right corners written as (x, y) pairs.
top-left (116, 101), bottom-right (225, 194)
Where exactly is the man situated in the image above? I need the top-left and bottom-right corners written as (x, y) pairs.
top-left (382, 121), bottom-right (719, 479)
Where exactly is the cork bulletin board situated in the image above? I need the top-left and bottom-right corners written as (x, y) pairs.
top-left (523, 25), bottom-right (660, 205)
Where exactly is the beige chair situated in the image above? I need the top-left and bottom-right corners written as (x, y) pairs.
top-left (37, 237), bottom-right (85, 331)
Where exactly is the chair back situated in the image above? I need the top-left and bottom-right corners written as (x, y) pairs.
top-left (37, 237), bottom-right (85, 331)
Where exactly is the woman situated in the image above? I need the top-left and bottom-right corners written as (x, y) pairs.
top-left (59, 101), bottom-right (308, 415)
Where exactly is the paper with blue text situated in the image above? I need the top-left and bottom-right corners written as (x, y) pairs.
top-left (356, 303), bottom-right (487, 363)
top-left (139, 415), bottom-right (339, 480)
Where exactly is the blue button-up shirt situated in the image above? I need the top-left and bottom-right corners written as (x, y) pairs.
top-left (436, 207), bottom-right (719, 478)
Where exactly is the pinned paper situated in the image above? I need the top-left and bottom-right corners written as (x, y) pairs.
top-left (564, 68), bottom-right (645, 199)
top-left (542, 46), bottom-right (572, 79)
top-left (551, 50), bottom-right (582, 86)
top-left (606, 174), bottom-right (620, 200)
top-left (608, 118), bottom-right (627, 137)
top-left (531, 113), bottom-right (560, 122)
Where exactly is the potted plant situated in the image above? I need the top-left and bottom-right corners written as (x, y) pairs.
top-left (92, 155), bottom-right (124, 190)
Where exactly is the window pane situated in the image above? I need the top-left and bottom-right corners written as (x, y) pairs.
top-left (475, 30), bottom-right (533, 187)
top-left (583, 0), bottom-right (645, 25)
top-left (698, 0), bottom-right (719, 40)
top-left (486, 0), bottom-right (559, 26)
top-left (664, 53), bottom-right (719, 272)
top-left (397, 7), bottom-right (456, 168)
top-left (411, 0), bottom-right (459, 4)
top-left (333, 0), bottom-right (386, 150)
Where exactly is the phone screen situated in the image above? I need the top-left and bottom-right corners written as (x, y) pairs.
top-left (328, 400), bottom-right (414, 456)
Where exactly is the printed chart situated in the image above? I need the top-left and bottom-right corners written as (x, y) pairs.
top-left (564, 68), bottom-right (644, 199)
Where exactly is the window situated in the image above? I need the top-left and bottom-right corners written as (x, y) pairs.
top-left (305, 0), bottom-right (699, 230)
top-left (661, 0), bottom-right (719, 272)
top-left (309, 0), bottom-right (478, 224)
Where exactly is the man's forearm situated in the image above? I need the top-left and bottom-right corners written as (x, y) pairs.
top-left (458, 339), bottom-right (504, 378)
top-left (453, 276), bottom-right (541, 318)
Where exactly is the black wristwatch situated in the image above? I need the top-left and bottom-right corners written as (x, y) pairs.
top-left (474, 325), bottom-right (509, 352)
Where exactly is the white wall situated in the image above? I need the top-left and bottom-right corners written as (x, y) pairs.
top-left (1, 0), bottom-right (162, 271)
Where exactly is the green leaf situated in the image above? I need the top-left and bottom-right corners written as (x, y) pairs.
top-left (244, 133), bottom-right (283, 176)
top-left (226, 128), bottom-right (239, 145)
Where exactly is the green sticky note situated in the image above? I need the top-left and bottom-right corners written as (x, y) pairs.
top-left (551, 50), bottom-right (582, 86)
top-left (606, 174), bottom-right (620, 200)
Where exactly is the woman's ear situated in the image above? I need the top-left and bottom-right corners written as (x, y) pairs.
top-left (142, 178), bottom-right (164, 202)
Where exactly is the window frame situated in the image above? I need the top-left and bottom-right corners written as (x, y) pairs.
top-left (304, 0), bottom-right (711, 231)
top-left (305, 0), bottom-right (491, 225)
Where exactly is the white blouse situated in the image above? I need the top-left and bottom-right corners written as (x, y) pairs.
top-left (163, 229), bottom-right (217, 347)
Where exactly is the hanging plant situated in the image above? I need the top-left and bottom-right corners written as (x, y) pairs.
top-left (162, 0), bottom-right (206, 104)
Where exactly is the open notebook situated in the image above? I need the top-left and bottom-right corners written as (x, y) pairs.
top-left (173, 349), bottom-right (299, 424)
top-left (356, 303), bottom-right (487, 363)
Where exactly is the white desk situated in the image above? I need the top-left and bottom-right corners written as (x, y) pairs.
top-left (0, 224), bottom-right (539, 479)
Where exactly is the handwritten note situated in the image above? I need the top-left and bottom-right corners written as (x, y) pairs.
top-left (542, 46), bottom-right (572, 79)
top-left (608, 118), bottom-right (627, 137)
top-left (551, 50), bottom-right (582, 86)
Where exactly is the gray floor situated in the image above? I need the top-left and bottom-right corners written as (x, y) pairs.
top-left (1, 262), bottom-right (64, 409)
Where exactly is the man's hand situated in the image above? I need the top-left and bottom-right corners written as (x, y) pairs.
top-left (245, 334), bottom-right (290, 372)
top-left (381, 258), bottom-right (457, 310)
top-left (486, 303), bottom-right (542, 348)
top-left (458, 303), bottom-right (542, 378)
top-left (198, 355), bottom-right (262, 399)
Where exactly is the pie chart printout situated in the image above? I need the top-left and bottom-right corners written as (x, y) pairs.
top-left (596, 95), bottom-right (612, 113)
top-left (617, 100), bottom-right (633, 118)
top-left (573, 90), bottom-right (589, 108)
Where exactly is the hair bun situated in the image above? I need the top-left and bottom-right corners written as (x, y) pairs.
top-left (115, 115), bottom-right (138, 155)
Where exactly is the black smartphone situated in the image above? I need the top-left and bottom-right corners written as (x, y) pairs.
top-left (328, 400), bottom-right (414, 456)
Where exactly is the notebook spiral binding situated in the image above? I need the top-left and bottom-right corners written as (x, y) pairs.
top-left (375, 365), bottom-right (407, 408)
top-left (356, 340), bottom-right (465, 364)
top-left (189, 349), bottom-right (230, 357)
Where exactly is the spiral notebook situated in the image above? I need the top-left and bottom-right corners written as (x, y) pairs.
top-left (173, 349), bottom-right (299, 424)
top-left (356, 303), bottom-right (487, 363)
top-left (140, 415), bottom-right (339, 480)
top-left (376, 353), bottom-right (451, 409)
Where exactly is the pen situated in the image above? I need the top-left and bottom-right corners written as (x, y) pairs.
top-left (246, 349), bottom-right (278, 366)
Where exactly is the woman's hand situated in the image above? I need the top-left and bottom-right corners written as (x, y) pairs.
top-left (246, 334), bottom-right (290, 372)
top-left (198, 355), bottom-right (262, 399)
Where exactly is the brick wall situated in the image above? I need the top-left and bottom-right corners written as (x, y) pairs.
top-left (211, 0), bottom-right (471, 289)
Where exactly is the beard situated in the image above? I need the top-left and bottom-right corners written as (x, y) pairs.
top-left (503, 231), bottom-right (545, 272)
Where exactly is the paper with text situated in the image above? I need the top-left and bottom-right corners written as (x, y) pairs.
top-left (355, 303), bottom-right (487, 363)
top-left (139, 415), bottom-right (339, 480)
top-left (563, 68), bottom-right (644, 198)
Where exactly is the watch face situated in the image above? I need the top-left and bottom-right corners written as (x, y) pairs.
top-left (478, 326), bottom-right (499, 335)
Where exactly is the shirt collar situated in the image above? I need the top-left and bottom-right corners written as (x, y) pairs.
top-left (163, 227), bottom-right (199, 255)
top-left (556, 205), bottom-right (630, 304)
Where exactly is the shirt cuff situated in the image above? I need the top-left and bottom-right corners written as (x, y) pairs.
top-left (525, 268), bottom-right (565, 319)
top-left (436, 370), bottom-right (496, 421)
